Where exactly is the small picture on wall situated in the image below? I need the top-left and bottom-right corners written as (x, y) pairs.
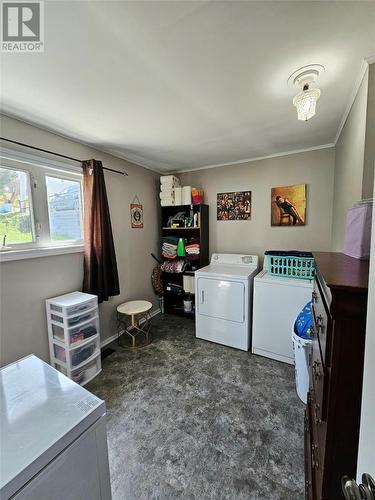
top-left (271, 184), bottom-right (306, 226)
top-left (130, 203), bottom-right (143, 228)
top-left (217, 191), bottom-right (252, 220)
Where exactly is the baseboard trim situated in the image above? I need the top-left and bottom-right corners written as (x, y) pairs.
top-left (100, 308), bottom-right (161, 348)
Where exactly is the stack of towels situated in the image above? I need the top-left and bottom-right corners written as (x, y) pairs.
top-left (185, 240), bottom-right (200, 261)
top-left (162, 236), bottom-right (178, 259)
top-left (160, 175), bottom-right (181, 206)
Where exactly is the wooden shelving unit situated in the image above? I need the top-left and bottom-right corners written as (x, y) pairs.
top-left (161, 204), bottom-right (209, 318)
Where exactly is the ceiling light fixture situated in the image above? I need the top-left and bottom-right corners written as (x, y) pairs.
top-left (288, 65), bottom-right (325, 121)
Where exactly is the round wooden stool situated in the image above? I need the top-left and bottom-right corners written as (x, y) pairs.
top-left (117, 300), bottom-right (153, 351)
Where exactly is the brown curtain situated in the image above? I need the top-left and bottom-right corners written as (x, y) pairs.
top-left (82, 159), bottom-right (120, 303)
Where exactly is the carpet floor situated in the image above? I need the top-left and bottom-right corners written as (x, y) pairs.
top-left (87, 314), bottom-right (304, 500)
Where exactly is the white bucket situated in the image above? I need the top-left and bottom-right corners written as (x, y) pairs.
top-left (183, 299), bottom-right (192, 313)
top-left (292, 331), bottom-right (312, 404)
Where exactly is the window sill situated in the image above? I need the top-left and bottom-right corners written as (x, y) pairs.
top-left (0, 244), bottom-right (84, 262)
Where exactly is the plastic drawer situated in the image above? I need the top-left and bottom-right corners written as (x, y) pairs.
top-left (67, 311), bottom-right (94, 327)
top-left (53, 337), bottom-right (100, 367)
top-left (71, 355), bottom-right (101, 385)
top-left (49, 297), bottom-right (97, 317)
top-left (52, 317), bottom-right (99, 345)
top-left (70, 337), bottom-right (100, 368)
top-left (51, 308), bottom-right (97, 327)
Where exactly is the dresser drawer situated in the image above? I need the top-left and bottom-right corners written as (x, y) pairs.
top-left (309, 386), bottom-right (327, 459)
top-left (304, 402), bottom-right (314, 500)
top-left (312, 281), bottom-right (333, 367)
top-left (306, 397), bottom-right (323, 500)
top-left (311, 335), bottom-right (328, 422)
top-left (311, 438), bottom-right (324, 499)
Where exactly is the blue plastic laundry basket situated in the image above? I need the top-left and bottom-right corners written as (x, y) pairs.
top-left (265, 251), bottom-right (315, 280)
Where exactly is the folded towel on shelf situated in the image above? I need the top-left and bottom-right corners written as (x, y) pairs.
top-left (185, 239), bottom-right (200, 261)
top-left (185, 245), bottom-right (200, 254)
top-left (160, 184), bottom-right (180, 193)
top-left (162, 236), bottom-right (179, 258)
top-left (161, 183), bottom-right (177, 192)
top-left (161, 199), bottom-right (175, 207)
top-left (160, 175), bottom-right (180, 186)
top-left (160, 191), bottom-right (175, 200)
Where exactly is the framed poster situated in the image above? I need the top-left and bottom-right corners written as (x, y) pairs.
top-left (217, 191), bottom-right (252, 220)
top-left (130, 202), bottom-right (143, 229)
top-left (271, 184), bottom-right (306, 226)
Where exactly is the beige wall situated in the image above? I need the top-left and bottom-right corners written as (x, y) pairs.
top-left (0, 115), bottom-right (160, 366)
top-left (363, 63), bottom-right (375, 199)
top-left (180, 148), bottom-right (335, 257)
top-left (1, 62), bottom-right (372, 366)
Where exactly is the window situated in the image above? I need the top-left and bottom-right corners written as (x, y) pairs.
top-left (0, 166), bottom-right (35, 245)
top-left (0, 151), bottom-right (83, 253)
top-left (46, 176), bottom-right (83, 242)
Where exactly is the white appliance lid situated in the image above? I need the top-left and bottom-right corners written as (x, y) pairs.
top-left (196, 254), bottom-right (259, 279)
top-left (196, 264), bottom-right (258, 279)
top-left (254, 269), bottom-right (314, 287)
top-left (0, 355), bottom-right (105, 499)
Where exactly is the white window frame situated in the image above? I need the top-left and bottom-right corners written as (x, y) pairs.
top-left (0, 148), bottom-right (85, 262)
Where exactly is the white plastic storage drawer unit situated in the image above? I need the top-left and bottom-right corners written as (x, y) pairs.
top-left (46, 292), bottom-right (102, 385)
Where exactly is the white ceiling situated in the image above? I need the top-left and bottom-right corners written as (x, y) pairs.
top-left (1, 1), bottom-right (374, 172)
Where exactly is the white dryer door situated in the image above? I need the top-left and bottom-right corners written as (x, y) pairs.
top-left (197, 277), bottom-right (244, 323)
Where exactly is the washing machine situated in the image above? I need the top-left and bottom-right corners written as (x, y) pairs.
top-left (195, 253), bottom-right (259, 351)
top-left (252, 269), bottom-right (313, 364)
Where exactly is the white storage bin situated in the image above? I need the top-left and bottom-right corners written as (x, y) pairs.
top-left (46, 292), bottom-right (101, 386)
top-left (292, 331), bottom-right (312, 404)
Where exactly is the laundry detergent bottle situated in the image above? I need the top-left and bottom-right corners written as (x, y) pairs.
top-left (177, 238), bottom-right (186, 257)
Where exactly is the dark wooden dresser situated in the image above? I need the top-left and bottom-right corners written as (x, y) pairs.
top-left (305, 252), bottom-right (369, 500)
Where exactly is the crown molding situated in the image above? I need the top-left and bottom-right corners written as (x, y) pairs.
top-left (175, 143), bottom-right (335, 173)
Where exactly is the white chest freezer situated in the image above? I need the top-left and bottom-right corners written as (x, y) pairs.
top-left (0, 355), bottom-right (111, 500)
top-left (252, 270), bottom-right (313, 364)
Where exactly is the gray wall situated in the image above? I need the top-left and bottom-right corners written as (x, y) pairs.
top-left (331, 65), bottom-right (375, 252)
top-left (0, 115), bottom-right (160, 366)
top-left (180, 147), bottom-right (335, 257)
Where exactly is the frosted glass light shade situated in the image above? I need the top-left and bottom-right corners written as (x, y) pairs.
top-left (293, 87), bottom-right (321, 121)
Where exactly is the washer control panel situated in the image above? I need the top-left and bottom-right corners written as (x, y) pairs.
top-left (210, 254), bottom-right (258, 267)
